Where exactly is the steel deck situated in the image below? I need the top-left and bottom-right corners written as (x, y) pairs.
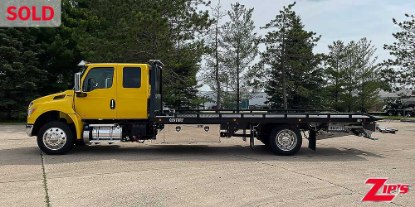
top-left (154, 110), bottom-right (379, 125)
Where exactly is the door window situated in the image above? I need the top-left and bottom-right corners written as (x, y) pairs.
top-left (123, 67), bottom-right (141, 88)
top-left (83, 67), bottom-right (114, 92)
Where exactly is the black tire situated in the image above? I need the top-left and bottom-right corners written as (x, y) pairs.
top-left (75, 140), bottom-right (87, 146)
top-left (37, 121), bottom-right (75, 155)
top-left (268, 126), bottom-right (302, 155)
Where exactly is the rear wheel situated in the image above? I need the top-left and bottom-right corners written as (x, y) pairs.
top-left (37, 121), bottom-right (74, 155)
top-left (268, 126), bottom-right (302, 155)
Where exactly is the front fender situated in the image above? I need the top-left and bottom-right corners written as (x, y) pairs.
top-left (27, 92), bottom-right (83, 139)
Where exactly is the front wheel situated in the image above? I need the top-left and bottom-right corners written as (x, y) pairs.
top-left (268, 126), bottom-right (302, 155)
top-left (37, 121), bottom-right (74, 155)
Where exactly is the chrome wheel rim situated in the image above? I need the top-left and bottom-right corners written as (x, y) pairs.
top-left (43, 127), bottom-right (67, 150)
top-left (275, 129), bottom-right (297, 151)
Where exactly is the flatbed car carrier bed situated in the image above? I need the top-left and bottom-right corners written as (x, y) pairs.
top-left (153, 110), bottom-right (379, 155)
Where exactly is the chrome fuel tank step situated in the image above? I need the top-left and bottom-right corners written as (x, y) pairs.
top-left (83, 124), bottom-right (122, 145)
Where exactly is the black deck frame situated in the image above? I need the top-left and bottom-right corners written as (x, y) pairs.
top-left (154, 110), bottom-right (379, 125)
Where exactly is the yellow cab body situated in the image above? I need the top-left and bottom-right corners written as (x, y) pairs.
top-left (27, 63), bottom-right (151, 139)
top-left (75, 63), bottom-right (150, 120)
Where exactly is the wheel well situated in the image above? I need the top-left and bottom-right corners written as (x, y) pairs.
top-left (258, 123), bottom-right (280, 140)
top-left (32, 111), bottom-right (72, 136)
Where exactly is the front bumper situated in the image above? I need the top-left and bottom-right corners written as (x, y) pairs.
top-left (26, 124), bottom-right (34, 136)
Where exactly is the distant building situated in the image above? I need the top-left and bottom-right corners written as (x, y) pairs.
top-left (379, 89), bottom-right (413, 100)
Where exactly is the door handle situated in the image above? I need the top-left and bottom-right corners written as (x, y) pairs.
top-left (110, 99), bottom-right (116, 109)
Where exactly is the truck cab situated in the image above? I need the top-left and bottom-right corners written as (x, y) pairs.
top-left (26, 61), bottom-right (163, 154)
top-left (75, 63), bottom-right (150, 120)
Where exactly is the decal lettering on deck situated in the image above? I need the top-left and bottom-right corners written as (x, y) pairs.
top-left (169, 118), bottom-right (184, 123)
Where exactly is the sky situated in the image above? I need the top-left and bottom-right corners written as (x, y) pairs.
top-left (210, 0), bottom-right (415, 61)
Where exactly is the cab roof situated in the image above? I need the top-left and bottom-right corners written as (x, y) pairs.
top-left (85, 63), bottom-right (149, 66)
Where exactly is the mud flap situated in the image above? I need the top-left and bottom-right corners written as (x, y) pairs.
top-left (308, 130), bottom-right (316, 151)
top-left (249, 124), bottom-right (255, 150)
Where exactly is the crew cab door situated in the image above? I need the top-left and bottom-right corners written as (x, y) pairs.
top-left (74, 66), bottom-right (117, 119)
top-left (116, 64), bottom-right (149, 119)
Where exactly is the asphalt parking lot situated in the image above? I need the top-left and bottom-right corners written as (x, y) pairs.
top-left (0, 121), bottom-right (414, 207)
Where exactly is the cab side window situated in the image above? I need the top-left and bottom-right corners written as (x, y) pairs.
top-left (123, 67), bottom-right (141, 88)
top-left (83, 67), bottom-right (114, 92)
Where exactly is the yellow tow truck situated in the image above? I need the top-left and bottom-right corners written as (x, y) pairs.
top-left (26, 60), bottom-right (379, 155)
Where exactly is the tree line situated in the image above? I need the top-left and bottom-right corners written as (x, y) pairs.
top-left (202, 2), bottom-right (414, 112)
top-left (0, 1), bottom-right (414, 120)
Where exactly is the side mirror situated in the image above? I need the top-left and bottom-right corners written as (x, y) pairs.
top-left (74, 72), bottom-right (82, 93)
